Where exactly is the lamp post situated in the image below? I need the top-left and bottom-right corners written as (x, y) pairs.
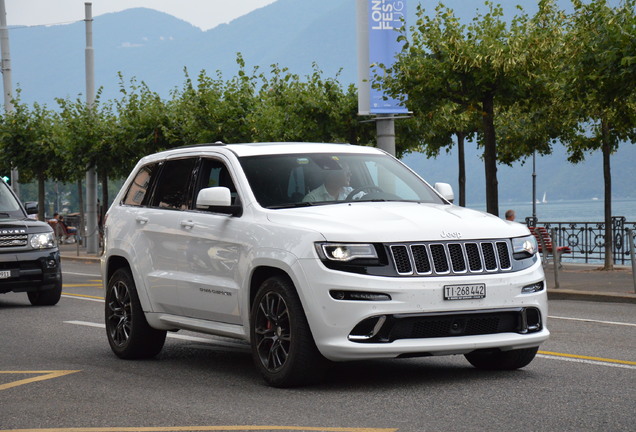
top-left (85, 2), bottom-right (98, 254)
top-left (532, 151), bottom-right (537, 224)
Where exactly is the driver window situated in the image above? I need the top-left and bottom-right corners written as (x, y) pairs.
top-left (197, 158), bottom-right (240, 205)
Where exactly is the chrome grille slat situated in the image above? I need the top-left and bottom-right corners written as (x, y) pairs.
top-left (0, 234), bottom-right (29, 248)
top-left (390, 245), bottom-right (412, 275)
top-left (410, 244), bottom-right (431, 274)
top-left (389, 240), bottom-right (512, 276)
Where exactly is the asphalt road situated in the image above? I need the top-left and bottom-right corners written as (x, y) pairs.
top-left (0, 260), bottom-right (634, 432)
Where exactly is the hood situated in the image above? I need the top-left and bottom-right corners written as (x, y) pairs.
top-left (0, 218), bottom-right (53, 233)
top-left (266, 202), bottom-right (530, 242)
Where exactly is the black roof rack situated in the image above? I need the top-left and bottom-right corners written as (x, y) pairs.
top-left (173, 141), bottom-right (226, 150)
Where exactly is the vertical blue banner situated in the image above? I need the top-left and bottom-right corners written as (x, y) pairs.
top-left (368, 0), bottom-right (408, 114)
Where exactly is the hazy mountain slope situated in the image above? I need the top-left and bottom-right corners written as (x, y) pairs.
top-left (6, 0), bottom-right (633, 201)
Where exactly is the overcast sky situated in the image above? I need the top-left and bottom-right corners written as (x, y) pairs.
top-left (4, 0), bottom-right (277, 31)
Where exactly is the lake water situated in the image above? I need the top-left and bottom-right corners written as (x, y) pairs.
top-left (466, 198), bottom-right (636, 223)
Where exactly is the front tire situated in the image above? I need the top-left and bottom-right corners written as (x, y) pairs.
top-left (105, 268), bottom-right (166, 359)
top-left (250, 275), bottom-right (325, 387)
top-left (28, 280), bottom-right (62, 306)
top-left (465, 347), bottom-right (539, 370)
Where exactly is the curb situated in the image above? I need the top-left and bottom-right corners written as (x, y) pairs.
top-left (61, 254), bottom-right (101, 263)
top-left (548, 289), bottom-right (636, 304)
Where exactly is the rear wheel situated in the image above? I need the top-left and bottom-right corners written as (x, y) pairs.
top-left (250, 275), bottom-right (326, 387)
top-left (465, 347), bottom-right (539, 370)
top-left (105, 268), bottom-right (166, 359)
top-left (28, 280), bottom-right (62, 306)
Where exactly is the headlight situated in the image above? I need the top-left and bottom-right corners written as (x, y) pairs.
top-left (316, 243), bottom-right (378, 262)
top-left (512, 235), bottom-right (537, 257)
top-left (30, 232), bottom-right (57, 249)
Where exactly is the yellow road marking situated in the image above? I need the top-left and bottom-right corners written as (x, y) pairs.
top-left (0, 370), bottom-right (80, 391)
top-left (539, 350), bottom-right (636, 366)
top-left (62, 292), bottom-right (104, 300)
top-left (63, 284), bottom-right (103, 288)
top-left (0, 427), bottom-right (398, 432)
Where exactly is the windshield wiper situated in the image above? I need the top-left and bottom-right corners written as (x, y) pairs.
top-left (267, 202), bottom-right (317, 209)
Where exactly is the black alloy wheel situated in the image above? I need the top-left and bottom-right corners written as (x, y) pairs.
top-left (251, 275), bottom-right (325, 387)
top-left (105, 268), bottom-right (166, 359)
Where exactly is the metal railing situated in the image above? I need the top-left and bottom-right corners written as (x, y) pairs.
top-left (526, 216), bottom-right (636, 265)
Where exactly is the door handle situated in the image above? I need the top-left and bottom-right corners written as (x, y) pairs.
top-left (181, 220), bottom-right (195, 229)
top-left (136, 216), bottom-right (149, 225)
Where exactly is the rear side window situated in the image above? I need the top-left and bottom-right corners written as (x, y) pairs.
top-left (122, 164), bottom-right (157, 206)
top-left (150, 158), bottom-right (197, 210)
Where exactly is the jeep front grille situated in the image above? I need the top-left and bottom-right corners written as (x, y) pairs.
top-left (389, 240), bottom-right (512, 276)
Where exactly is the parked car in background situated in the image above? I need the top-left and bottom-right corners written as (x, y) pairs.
top-left (102, 142), bottom-right (548, 387)
top-left (0, 179), bottom-right (62, 306)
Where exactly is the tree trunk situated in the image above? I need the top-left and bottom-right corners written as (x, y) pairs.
top-left (100, 171), bottom-right (109, 230)
top-left (481, 94), bottom-right (499, 216)
top-left (77, 179), bottom-right (84, 246)
top-left (602, 118), bottom-right (613, 270)
top-left (456, 131), bottom-right (466, 207)
top-left (37, 175), bottom-right (45, 221)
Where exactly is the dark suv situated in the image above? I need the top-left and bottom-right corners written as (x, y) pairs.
top-left (0, 179), bottom-right (62, 306)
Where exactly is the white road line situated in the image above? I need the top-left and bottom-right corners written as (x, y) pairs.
top-left (64, 320), bottom-right (248, 347)
top-left (64, 271), bottom-right (101, 277)
top-left (61, 294), bottom-right (104, 302)
top-left (549, 315), bottom-right (636, 327)
top-left (537, 354), bottom-right (636, 370)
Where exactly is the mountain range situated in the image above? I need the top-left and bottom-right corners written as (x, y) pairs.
top-left (6, 0), bottom-right (635, 203)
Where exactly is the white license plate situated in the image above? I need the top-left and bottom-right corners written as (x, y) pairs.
top-left (0, 270), bottom-right (12, 279)
top-left (444, 283), bottom-right (486, 300)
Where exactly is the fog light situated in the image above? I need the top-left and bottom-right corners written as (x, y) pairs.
top-left (46, 259), bottom-right (58, 269)
top-left (521, 281), bottom-right (544, 294)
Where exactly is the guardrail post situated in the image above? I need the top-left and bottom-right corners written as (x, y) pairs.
top-left (551, 228), bottom-right (560, 289)
top-left (628, 228), bottom-right (636, 294)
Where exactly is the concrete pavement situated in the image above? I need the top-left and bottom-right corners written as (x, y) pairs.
top-left (58, 243), bottom-right (636, 304)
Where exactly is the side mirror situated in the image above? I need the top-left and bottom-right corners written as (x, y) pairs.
top-left (24, 201), bottom-right (39, 215)
top-left (434, 183), bottom-right (454, 203)
top-left (196, 187), bottom-right (242, 216)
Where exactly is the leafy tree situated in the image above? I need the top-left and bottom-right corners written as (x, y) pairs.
top-left (168, 55), bottom-right (260, 146)
top-left (397, 102), bottom-right (480, 206)
top-left (56, 90), bottom-right (116, 231)
top-left (112, 75), bottom-right (171, 172)
top-left (382, 0), bottom-right (565, 216)
top-left (560, 0), bottom-right (636, 270)
top-left (253, 63), bottom-right (374, 145)
top-left (0, 93), bottom-right (61, 219)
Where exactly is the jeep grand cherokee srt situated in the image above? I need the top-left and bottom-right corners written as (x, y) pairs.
top-left (102, 142), bottom-right (548, 387)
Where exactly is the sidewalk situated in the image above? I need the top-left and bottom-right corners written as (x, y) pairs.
top-left (543, 261), bottom-right (636, 303)
top-left (58, 243), bottom-right (636, 304)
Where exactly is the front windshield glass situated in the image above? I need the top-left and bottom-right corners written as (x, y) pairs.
top-left (239, 152), bottom-right (445, 209)
top-left (0, 181), bottom-right (25, 219)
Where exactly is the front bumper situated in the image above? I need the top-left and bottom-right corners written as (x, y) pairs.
top-left (295, 258), bottom-right (549, 361)
top-left (0, 249), bottom-right (62, 294)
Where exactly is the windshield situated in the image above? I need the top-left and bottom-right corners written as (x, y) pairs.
top-left (0, 181), bottom-right (25, 219)
top-left (239, 152), bottom-right (445, 209)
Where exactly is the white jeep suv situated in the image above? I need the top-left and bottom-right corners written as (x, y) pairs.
top-left (102, 142), bottom-right (548, 387)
